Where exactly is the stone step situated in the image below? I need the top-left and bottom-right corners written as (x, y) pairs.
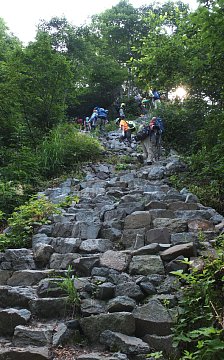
top-left (0, 285), bottom-right (36, 308)
top-left (13, 323), bottom-right (54, 347)
top-left (0, 308), bottom-right (31, 336)
top-left (0, 346), bottom-right (49, 360)
top-left (3, 269), bottom-right (65, 286)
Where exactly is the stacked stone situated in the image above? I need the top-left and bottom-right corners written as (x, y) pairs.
top-left (0, 134), bottom-right (223, 360)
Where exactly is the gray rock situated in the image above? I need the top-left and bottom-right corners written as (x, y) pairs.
top-left (171, 232), bottom-right (198, 246)
top-left (143, 334), bottom-right (176, 357)
top-left (131, 244), bottom-right (160, 256)
top-left (121, 228), bottom-right (146, 250)
top-left (50, 237), bottom-right (81, 253)
top-left (3, 249), bottom-right (36, 270)
top-left (145, 228), bottom-right (171, 245)
top-left (153, 218), bottom-right (188, 233)
top-left (71, 221), bottom-right (101, 239)
top-left (145, 201), bottom-right (167, 210)
top-left (37, 278), bottom-right (67, 298)
top-left (73, 255), bottom-right (100, 276)
top-left (0, 308), bottom-right (31, 336)
top-left (148, 209), bottom-right (175, 220)
top-left (29, 297), bottom-right (69, 318)
top-left (100, 330), bottom-right (150, 354)
top-left (0, 270), bottom-right (12, 285)
top-left (100, 251), bottom-right (131, 272)
top-left (160, 242), bottom-right (197, 261)
top-left (132, 299), bottom-right (174, 337)
top-left (129, 255), bottom-right (165, 276)
top-left (7, 269), bottom-right (55, 286)
top-left (94, 282), bottom-right (116, 300)
top-left (107, 296), bottom-right (136, 313)
top-left (32, 233), bottom-right (51, 247)
top-left (0, 285), bottom-right (36, 308)
top-left (50, 253), bottom-right (80, 269)
top-left (115, 282), bottom-right (145, 301)
top-left (80, 312), bottom-right (135, 343)
top-left (13, 324), bottom-right (53, 346)
top-left (124, 211), bottom-right (152, 230)
top-left (79, 239), bottom-right (113, 253)
top-left (52, 321), bottom-right (74, 346)
top-left (81, 298), bottom-right (106, 316)
top-left (0, 346), bottom-right (49, 360)
top-left (33, 244), bottom-right (54, 267)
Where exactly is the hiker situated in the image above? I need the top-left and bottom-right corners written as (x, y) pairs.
top-left (89, 108), bottom-right (98, 130)
top-left (152, 89), bottom-right (161, 109)
top-left (119, 103), bottom-right (125, 118)
top-left (76, 117), bottom-right (83, 130)
top-left (97, 107), bottom-right (108, 133)
top-left (137, 116), bottom-right (164, 164)
top-left (85, 116), bottom-right (91, 131)
top-left (116, 116), bottom-right (132, 145)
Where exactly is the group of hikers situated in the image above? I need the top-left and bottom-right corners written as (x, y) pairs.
top-left (115, 89), bottom-right (164, 165)
top-left (73, 88), bottom-right (164, 165)
top-left (74, 106), bottom-right (109, 132)
top-left (115, 114), bottom-right (164, 165)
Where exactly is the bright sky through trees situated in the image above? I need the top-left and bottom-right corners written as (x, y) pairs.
top-left (1, 0), bottom-right (198, 45)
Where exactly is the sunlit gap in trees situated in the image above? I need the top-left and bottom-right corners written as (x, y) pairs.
top-left (168, 86), bottom-right (187, 102)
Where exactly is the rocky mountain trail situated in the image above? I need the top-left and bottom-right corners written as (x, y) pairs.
top-left (0, 129), bottom-right (223, 360)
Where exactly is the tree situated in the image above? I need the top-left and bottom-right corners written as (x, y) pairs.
top-left (130, 1), bottom-right (191, 93)
top-left (0, 18), bottom-right (23, 149)
top-left (16, 32), bottom-right (73, 144)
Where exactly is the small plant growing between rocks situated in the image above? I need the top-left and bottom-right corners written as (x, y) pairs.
top-left (59, 195), bottom-right (80, 208)
top-left (146, 351), bottom-right (164, 359)
top-left (115, 163), bottom-right (130, 171)
top-left (57, 265), bottom-right (80, 317)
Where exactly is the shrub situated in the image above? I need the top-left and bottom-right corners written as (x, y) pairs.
top-left (38, 123), bottom-right (103, 177)
top-left (0, 195), bottom-right (60, 251)
top-left (171, 238), bottom-right (224, 359)
top-left (0, 181), bottom-right (29, 217)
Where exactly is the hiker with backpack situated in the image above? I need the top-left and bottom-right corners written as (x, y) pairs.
top-left (97, 107), bottom-right (108, 133)
top-left (119, 103), bottom-right (125, 118)
top-left (89, 107), bottom-right (98, 130)
top-left (135, 116), bottom-right (164, 164)
top-left (115, 116), bottom-right (132, 145)
top-left (152, 89), bottom-right (161, 109)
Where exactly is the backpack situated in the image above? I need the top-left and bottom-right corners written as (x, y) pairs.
top-left (97, 107), bottom-right (108, 118)
top-left (135, 126), bottom-right (150, 141)
top-left (149, 117), bottom-right (164, 133)
top-left (127, 121), bottom-right (136, 133)
top-left (152, 90), bottom-right (160, 100)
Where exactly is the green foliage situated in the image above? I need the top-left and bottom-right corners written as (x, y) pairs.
top-left (0, 146), bottom-right (41, 184)
top-left (0, 181), bottom-right (29, 217)
top-left (115, 163), bottom-right (130, 171)
top-left (0, 195), bottom-right (60, 251)
top-left (57, 265), bottom-right (80, 306)
top-left (156, 99), bottom-right (207, 154)
top-left (169, 150), bottom-right (224, 215)
top-left (59, 195), bottom-right (80, 208)
top-left (120, 97), bottom-right (142, 118)
top-left (18, 32), bottom-right (73, 137)
top-left (55, 265), bottom-right (80, 317)
top-left (146, 351), bottom-right (163, 359)
top-left (105, 121), bottom-right (117, 133)
top-left (38, 123), bottom-right (103, 177)
top-left (171, 240), bottom-right (224, 359)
